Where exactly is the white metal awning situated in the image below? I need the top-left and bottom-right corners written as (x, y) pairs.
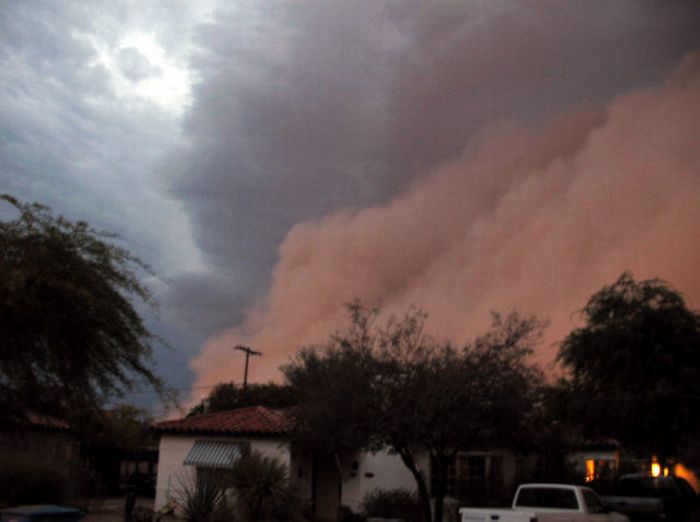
top-left (183, 440), bottom-right (248, 469)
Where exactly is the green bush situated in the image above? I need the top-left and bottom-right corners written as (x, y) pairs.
top-left (0, 456), bottom-right (69, 506)
top-left (361, 488), bottom-right (422, 522)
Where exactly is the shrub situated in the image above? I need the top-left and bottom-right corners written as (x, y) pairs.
top-left (230, 450), bottom-right (304, 522)
top-left (173, 471), bottom-right (233, 522)
top-left (338, 505), bottom-right (366, 522)
top-left (361, 488), bottom-right (422, 522)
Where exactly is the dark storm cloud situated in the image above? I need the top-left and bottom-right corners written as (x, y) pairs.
top-left (163, 272), bottom-right (249, 337)
top-left (168, 0), bottom-right (700, 337)
top-left (162, 2), bottom-right (399, 331)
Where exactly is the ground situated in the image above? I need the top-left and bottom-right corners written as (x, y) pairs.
top-left (81, 497), bottom-right (177, 522)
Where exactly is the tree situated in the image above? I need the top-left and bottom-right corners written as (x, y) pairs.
top-left (283, 303), bottom-right (384, 457)
top-left (0, 195), bottom-right (162, 425)
top-left (83, 404), bottom-right (157, 494)
top-left (558, 272), bottom-right (700, 464)
top-left (93, 404), bottom-right (156, 451)
top-left (283, 302), bottom-right (544, 522)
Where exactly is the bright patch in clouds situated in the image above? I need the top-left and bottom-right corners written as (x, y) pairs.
top-left (80, 30), bottom-right (193, 113)
top-left (118, 32), bottom-right (193, 110)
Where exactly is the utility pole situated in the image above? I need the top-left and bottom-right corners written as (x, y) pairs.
top-left (233, 345), bottom-right (262, 391)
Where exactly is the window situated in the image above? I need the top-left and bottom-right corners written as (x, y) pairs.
top-left (439, 453), bottom-right (504, 506)
top-left (468, 456), bottom-right (486, 483)
top-left (183, 440), bottom-right (248, 469)
top-left (515, 488), bottom-right (578, 510)
top-left (196, 466), bottom-right (234, 488)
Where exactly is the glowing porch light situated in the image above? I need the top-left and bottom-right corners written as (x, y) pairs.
top-left (651, 460), bottom-right (661, 478)
top-left (585, 459), bottom-right (595, 482)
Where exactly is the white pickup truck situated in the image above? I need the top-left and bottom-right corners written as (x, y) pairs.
top-left (459, 483), bottom-right (630, 522)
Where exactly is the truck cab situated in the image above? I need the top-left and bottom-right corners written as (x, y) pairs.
top-left (514, 483), bottom-right (608, 514)
top-left (460, 484), bottom-right (629, 522)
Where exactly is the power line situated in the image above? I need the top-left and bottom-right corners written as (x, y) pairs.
top-left (119, 384), bottom-right (221, 395)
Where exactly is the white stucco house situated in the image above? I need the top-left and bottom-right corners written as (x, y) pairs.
top-left (153, 406), bottom-right (611, 521)
top-left (153, 406), bottom-right (418, 521)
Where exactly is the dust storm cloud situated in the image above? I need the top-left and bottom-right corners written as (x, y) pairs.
top-left (189, 53), bottom-right (700, 395)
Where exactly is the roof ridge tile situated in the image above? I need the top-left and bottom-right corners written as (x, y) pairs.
top-left (153, 405), bottom-right (294, 436)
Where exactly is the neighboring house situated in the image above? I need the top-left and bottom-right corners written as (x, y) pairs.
top-left (439, 441), bottom-right (621, 508)
top-left (153, 406), bottom-right (419, 521)
top-left (0, 414), bottom-right (85, 502)
top-left (568, 439), bottom-right (620, 483)
top-left (0, 413), bottom-right (80, 465)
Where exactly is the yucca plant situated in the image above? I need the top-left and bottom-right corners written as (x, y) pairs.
top-left (174, 470), bottom-right (233, 522)
top-left (230, 451), bottom-right (304, 522)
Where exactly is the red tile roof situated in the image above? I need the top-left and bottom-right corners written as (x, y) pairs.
top-left (27, 413), bottom-right (70, 431)
top-left (153, 406), bottom-right (294, 436)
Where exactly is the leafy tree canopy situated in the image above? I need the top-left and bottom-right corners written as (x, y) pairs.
top-left (283, 302), bottom-right (544, 522)
top-left (558, 272), bottom-right (700, 462)
top-left (283, 303), bottom-right (383, 455)
top-left (93, 404), bottom-right (156, 451)
top-left (0, 195), bottom-right (162, 425)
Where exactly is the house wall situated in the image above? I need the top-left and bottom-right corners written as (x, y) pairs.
top-left (568, 449), bottom-right (619, 467)
top-left (154, 433), bottom-right (292, 510)
top-left (340, 450), bottom-right (428, 512)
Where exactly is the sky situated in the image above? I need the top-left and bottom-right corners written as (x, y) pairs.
top-left (2, 1), bottom-right (700, 416)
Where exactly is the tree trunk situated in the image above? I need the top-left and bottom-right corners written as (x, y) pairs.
top-left (432, 458), bottom-right (447, 522)
top-left (398, 449), bottom-right (433, 522)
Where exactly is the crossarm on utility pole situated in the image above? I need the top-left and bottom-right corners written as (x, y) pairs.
top-left (233, 345), bottom-right (262, 391)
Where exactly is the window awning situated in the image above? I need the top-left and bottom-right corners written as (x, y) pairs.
top-left (183, 440), bottom-right (248, 469)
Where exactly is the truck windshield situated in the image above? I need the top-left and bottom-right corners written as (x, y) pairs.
top-left (515, 488), bottom-right (578, 510)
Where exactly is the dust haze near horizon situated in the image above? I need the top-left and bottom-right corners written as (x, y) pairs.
top-left (189, 53), bottom-right (700, 401)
